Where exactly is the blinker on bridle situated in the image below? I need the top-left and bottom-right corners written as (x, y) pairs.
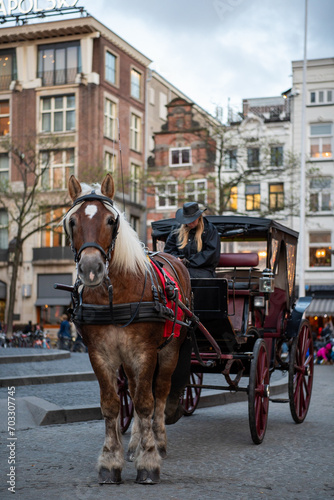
top-left (64, 191), bottom-right (120, 264)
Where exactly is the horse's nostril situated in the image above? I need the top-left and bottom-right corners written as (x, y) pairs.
top-left (97, 263), bottom-right (103, 274)
top-left (78, 263), bottom-right (83, 275)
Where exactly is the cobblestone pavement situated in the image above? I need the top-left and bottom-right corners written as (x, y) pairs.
top-left (0, 360), bottom-right (333, 500)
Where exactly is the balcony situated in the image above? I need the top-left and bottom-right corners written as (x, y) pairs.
top-left (33, 246), bottom-right (73, 262)
top-left (38, 67), bottom-right (79, 87)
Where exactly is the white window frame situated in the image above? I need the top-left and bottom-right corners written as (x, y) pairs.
top-left (269, 182), bottom-right (284, 211)
top-left (270, 145), bottom-right (284, 168)
top-left (309, 123), bottom-right (333, 160)
top-left (308, 231), bottom-right (333, 269)
top-left (130, 163), bottom-right (141, 204)
top-left (0, 208), bottom-right (8, 249)
top-left (169, 147), bottom-right (192, 167)
top-left (130, 113), bottom-right (142, 152)
top-left (130, 68), bottom-right (142, 100)
top-left (40, 207), bottom-right (67, 248)
top-left (40, 149), bottom-right (75, 191)
top-left (40, 94), bottom-right (76, 133)
top-left (224, 149), bottom-right (237, 170)
top-left (105, 50), bottom-right (117, 86)
top-left (159, 92), bottom-right (167, 120)
top-left (156, 182), bottom-right (178, 209)
top-left (309, 89), bottom-right (334, 105)
top-left (309, 177), bottom-right (332, 213)
top-left (0, 153), bottom-right (9, 186)
top-left (104, 150), bottom-right (117, 174)
top-left (185, 179), bottom-right (207, 205)
top-left (104, 97), bottom-right (117, 140)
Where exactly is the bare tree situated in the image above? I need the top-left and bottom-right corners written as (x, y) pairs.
top-left (0, 137), bottom-right (69, 336)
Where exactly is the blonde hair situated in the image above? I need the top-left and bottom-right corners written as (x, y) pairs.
top-left (177, 216), bottom-right (204, 252)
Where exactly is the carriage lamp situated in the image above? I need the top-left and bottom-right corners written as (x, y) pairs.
top-left (259, 269), bottom-right (275, 294)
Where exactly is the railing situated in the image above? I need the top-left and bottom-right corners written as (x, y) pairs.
top-left (39, 67), bottom-right (79, 86)
top-left (0, 75), bottom-right (12, 90)
top-left (33, 246), bottom-right (73, 261)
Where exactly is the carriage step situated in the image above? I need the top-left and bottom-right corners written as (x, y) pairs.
top-left (269, 398), bottom-right (289, 403)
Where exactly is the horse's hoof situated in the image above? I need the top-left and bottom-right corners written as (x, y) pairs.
top-left (126, 450), bottom-right (136, 462)
top-left (135, 468), bottom-right (160, 485)
top-left (99, 467), bottom-right (123, 485)
top-left (158, 447), bottom-right (167, 459)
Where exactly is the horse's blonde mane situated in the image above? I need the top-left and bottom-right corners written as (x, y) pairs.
top-left (78, 183), bottom-right (148, 275)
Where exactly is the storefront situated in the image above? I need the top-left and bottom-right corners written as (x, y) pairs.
top-left (35, 273), bottom-right (73, 330)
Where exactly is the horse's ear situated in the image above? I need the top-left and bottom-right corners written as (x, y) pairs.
top-left (101, 173), bottom-right (115, 200)
top-left (68, 175), bottom-right (82, 201)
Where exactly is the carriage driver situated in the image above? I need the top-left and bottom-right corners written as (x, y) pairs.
top-left (164, 202), bottom-right (220, 425)
top-left (164, 201), bottom-right (221, 277)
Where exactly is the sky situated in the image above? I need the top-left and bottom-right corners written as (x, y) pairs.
top-left (83, 0), bottom-right (334, 119)
top-left (11, 0), bottom-right (334, 119)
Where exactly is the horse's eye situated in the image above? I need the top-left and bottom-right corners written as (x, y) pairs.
top-left (69, 218), bottom-right (75, 228)
top-left (107, 217), bottom-right (114, 226)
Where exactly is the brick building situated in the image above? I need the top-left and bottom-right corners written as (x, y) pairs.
top-left (146, 97), bottom-right (217, 247)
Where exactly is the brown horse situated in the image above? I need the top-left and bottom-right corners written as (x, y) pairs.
top-left (65, 174), bottom-right (191, 485)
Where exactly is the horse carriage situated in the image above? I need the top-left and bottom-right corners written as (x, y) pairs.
top-left (150, 214), bottom-right (314, 444)
top-left (56, 175), bottom-right (314, 485)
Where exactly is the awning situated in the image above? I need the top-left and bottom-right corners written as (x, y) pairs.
top-left (305, 299), bottom-right (334, 315)
top-left (35, 298), bottom-right (71, 307)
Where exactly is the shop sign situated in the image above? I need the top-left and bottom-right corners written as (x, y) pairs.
top-left (0, 0), bottom-right (79, 16)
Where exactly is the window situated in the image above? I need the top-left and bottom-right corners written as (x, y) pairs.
top-left (222, 185), bottom-right (237, 212)
top-left (0, 49), bottom-right (17, 90)
top-left (130, 163), bottom-right (140, 203)
top-left (247, 148), bottom-right (260, 169)
top-left (41, 95), bottom-right (75, 133)
top-left (0, 100), bottom-right (9, 136)
top-left (309, 232), bottom-right (332, 268)
top-left (159, 92), bottom-right (167, 120)
top-left (104, 98), bottom-right (117, 140)
top-left (0, 154), bottom-right (9, 186)
top-left (0, 209), bottom-right (8, 249)
top-left (156, 183), bottom-right (177, 209)
top-left (130, 68), bottom-right (141, 99)
top-left (38, 42), bottom-right (81, 86)
top-left (149, 88), bottom-right (155, 106)
top-left (224, 149), bottom-right (237, 170)
top-left (270, 146), bottom-right (283, 167)
top-left (185, 179), bottom-right (207, 205)
top-left (130, 215), bottom-right (140, 233)
top-left (310, 123), bottom-right (332, 159)
top-left (170, 147), bottom-right (191, 166)
top-left (105, 151), bottom-right (116, 173)
top-left (105, 51), bottom-right (116, 85)
top-left (130, 113), bottom-right (141, 152)
top-left (269, 183), bottom-right (284, 211)
top-left (41, 207), bottom-right (67, 248)
top-left (41, 149), bottom-right (74, 190)
top-left (309, 178), bottom-right (332, 212)
top-left (245, 184), bottom-right (260, 211)
top-left (309, 89), bottom-right (334, 105)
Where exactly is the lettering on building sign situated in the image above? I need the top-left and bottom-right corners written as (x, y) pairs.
top-left (0, 0), bottom-right (79, 16)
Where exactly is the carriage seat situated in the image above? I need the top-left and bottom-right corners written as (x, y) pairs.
top-left (216, 253), bottom-right (260, 290)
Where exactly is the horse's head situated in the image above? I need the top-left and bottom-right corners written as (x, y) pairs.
top-left (65, 174), bottom-right (120, 287)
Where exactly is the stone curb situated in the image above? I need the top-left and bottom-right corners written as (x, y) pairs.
top-left (0, 350), bottom-right (71, 364)
top-left (0, 371), bottom-right (96, 387)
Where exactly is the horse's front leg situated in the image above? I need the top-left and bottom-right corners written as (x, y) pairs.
top-left (132, 364), bottom-right (161, 484)
top-left (89, 352), bottom-right (124, 484)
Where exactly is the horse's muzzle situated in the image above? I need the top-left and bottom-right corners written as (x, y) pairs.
top-left (77, 251), bottom-right (106, 287)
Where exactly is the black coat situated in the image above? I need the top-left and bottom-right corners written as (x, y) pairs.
top-left (164, 218), bottom-right (220, 278)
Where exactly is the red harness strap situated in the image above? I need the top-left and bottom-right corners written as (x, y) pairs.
top-left (150, 259), bottom-right (184, 338)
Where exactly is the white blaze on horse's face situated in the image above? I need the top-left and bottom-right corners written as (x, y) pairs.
top-left (85, 204), bottom-right (98, 219)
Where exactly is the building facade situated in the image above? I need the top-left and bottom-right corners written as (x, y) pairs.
top-left (0, 15), bottom-right (151, 333)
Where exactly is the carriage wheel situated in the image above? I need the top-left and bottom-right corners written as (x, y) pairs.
top-left (117, 366), bottom-right (134, 434)
top-left (248, 339), bottom-right (270, 444)
top-left (288, 320), bottom-right (314, 424)
top-left (181, 372), bottom-right (203, 416)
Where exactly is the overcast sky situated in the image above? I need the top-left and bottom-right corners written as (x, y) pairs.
top-left (41, 1), bottom-right (334, 119)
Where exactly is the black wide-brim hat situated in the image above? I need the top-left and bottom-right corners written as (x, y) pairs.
top-left (175, 202), bottom-right (206, 224)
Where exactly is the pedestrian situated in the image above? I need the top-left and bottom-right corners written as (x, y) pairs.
top-left (57, 314), bottom-right (71, 350)
top-left (164, 201), bottom-right (220, 278)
